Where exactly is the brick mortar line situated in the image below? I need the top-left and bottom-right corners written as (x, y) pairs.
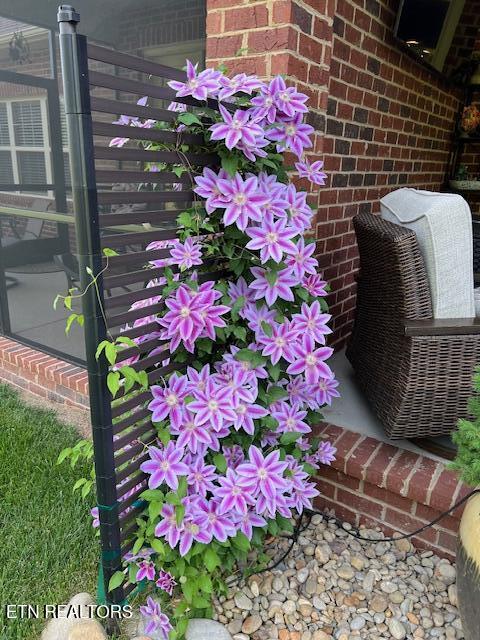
top-left (426, 464), bottom-right (444, 506)
top-left (400, 455), bottom-right (423, 498)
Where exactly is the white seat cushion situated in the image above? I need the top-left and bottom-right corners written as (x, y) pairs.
top-left (380, 188), bottom-right (475, 319)
top-left (475, 288), bottom-right (480, 317)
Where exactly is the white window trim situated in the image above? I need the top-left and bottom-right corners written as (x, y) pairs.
top-left (0, 95), bottom-right (66, 199)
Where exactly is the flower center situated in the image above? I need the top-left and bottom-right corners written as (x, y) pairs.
top-left (166, 393), bottom-right (178, 407)
top-left (258, 468), bottom-right (268, 480)
top-left (233, 193), bottom-right (247, 205)
top-left (208, 399), bottom-right (219, 412)
top-left (160, 460), bottom-right (170, 471)
top-left (306, 354), bottom-right (317, 366)
top-left (188, 522), bottom-right (200, 534)
top-left (285, 124), bottom-right (296, 136)
top-left (280, 92), bottom-right (290, 102)
top-left (318, 382), bottom-right (327, 390)
top-left (232, 119), bottom-right (242, 130)
top-left (189, 79), bottom-right (198, 89)
top-left (307, 319), bottom-right (315, 329)
top-left (180, 306), bottom-right (190, 318)
top-left (275, 337), bottom-right (286, 347)
top-left (286, 418), bottom-right (296, 428)
top-left (236, 404), bottom-right (247, 415)
top-left (265, 97), bottom-right (273, 106)
top-left (232, 486), bottom-right (241, 495)
top-left (266, 231), bottom-right (278, 243)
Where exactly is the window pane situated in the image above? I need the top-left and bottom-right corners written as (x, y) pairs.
top-left (0, 103), bottom-right (10, 145)
top-left (12, 100), bottom-right (44, 146)
top-left (0, 150), bottom-right (14, 183)
top-left (17, 151), bottom-right (46, 185)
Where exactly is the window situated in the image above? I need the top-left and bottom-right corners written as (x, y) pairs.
top-left (0, 98), bottom-right (50, 193)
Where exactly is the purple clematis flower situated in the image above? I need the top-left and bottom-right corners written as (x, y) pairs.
top-left (170, 237), bottom-right (203, 270)
top-left (217, 173), bottom-right (269, 231)
top-left (249, 266), bottom-right (298, 306)
top-left (287, 479), bottom-right (319, 513)
top-left (148, 374), bottom-right (188, 429)
top-left (311, 375), bottom-right (340, 407)
top-left (231, 509), bottom-right (267, 540)
top-left (188, 379), bottom-right (236, 431)
top-left (245, 214), bottom-right (298, 264)
top-left (91, 507), bottom-right (100, 528)
top-left (267, 113), bottom-right (314, 158)
top-left (179, 511), bottom-right (211, 556)
top-left (139, 597), bottom-right (172, 639)
top-left (171, 414), bottom-right (212, 454)
top-left (243, 303), bottom-right (277, 337)
top-left (249, 79), bottom-right (279, 123)
top-left (258, 320), bottom-right (298, 365)
top-left (271, 400), bottom-right (311, 434)
top-left (187, 457), bottom-right (218, 496)
top-left (272, 76), bottom-right (309, 117)
top-left (236, 445), bottom-right (289, 503)
top-left (218, 73), bottom-right (262, 100)
top-left (223, 444), bottom-right (245, 469)
top-left (186, 364), bottom-right (211, 393)
top-left (292, 301), bottom-right (332, 345)
top-left (303, 273), bottom-right (328, 297)
top-left (285, 237), bottom-right (319, 280)
top-left (140, 441), bottom-right (189, 491)
top-left (195, 497), bottom-right (237, 542)
top-left (136, 560), bottom-right (155, 582)
top-left (314, 440), bottom-right (337, 464)
top-left (216, 469), bottom-right (256, 514)
top-left (155, 504), bottom-right (184, 549)
top-left (295, 159), bottom-right (327, 185)
top-left (233, 399), bottom-right (269, 435)
top-left (168, 60), bottom-right (221, 101)
top-left (210, 105), bottom-right (264, 150)
top-left (160, 285), bottom-right (205, 346)
top-left (287, 335), bottom-right (334, 384)
top-left (193, 167), bottom-right (229, 213)
top-left (285, 184), bottom-right (314, 232)
top-left (156, 570), bottom-right (177, 596)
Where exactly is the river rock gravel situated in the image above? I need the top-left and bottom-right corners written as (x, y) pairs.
top-left (213, 514), bottom-right (463, 640)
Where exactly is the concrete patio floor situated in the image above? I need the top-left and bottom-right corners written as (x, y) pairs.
top-left (323, 349), bottom-right (451, 462)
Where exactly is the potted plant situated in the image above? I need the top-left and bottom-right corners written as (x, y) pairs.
top-left (450, 367), bottom-right (480, 640)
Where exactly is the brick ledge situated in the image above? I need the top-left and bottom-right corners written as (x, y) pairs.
top-left (313, 423), bottom-right (470, 559)
top-left (0, 337), bottom-right (89, 409)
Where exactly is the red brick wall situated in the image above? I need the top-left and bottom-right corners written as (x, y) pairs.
top-left (321, 0), bottom-right (463, 345)
top-left (206, 0), bottom-right (465, 347)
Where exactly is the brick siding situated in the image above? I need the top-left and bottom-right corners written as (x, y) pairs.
top-left (206, 0), bottom-right (478, 347)
top-left (314, 423), bottom-right (469, 560)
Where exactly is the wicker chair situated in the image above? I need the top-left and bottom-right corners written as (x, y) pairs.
top-left (346, 212), bottom-right (480, 439)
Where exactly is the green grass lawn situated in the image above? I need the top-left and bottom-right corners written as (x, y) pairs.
top-left (0, 384), bottom-right (98, 640)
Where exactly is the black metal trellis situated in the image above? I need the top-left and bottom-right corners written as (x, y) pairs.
top-left (57, 4), bottom-right (222, 604)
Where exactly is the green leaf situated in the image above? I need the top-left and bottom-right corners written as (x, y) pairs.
top-left (204, 547), bottom-right (220, 572)
top-left (65, 313), bottom-right (78, 335)
top-left (177, 211), bottom-right (193, 228)
top-left (268, 363), bottom-right (281, 382)
top-left (148, 500), bottom-right (163, 520)
top-left (280, 431), bottom-right (303, 445)
top-left (213, 453), bottom-right (227, 473)
top-left (108, 571), bottom-right (125, 592)
top-left (176, 504), bottom-right (186, 526)
top-left (230, 295), bottom-right (245, 318)
top-left (116, 336), bottom-right (136, 348)
top-left (176, 618), bottom-right (189, 637)
top-left (265, 271), bottom-right (277, 286)
top-left (105, 342), bottom-right (117, 366)
top-left (151, 539), bottom-right (166, 555)
top-left (178, 112), bottom-right (202, 126)
top-left (220, 153), bottom-right (239, 177)
top-left (177, 475), bottom-right (188, 499)
top-left (72, 477), bottom-right (87, 492)
top-left (234, 349), bottom-right (265, 367)
top-left (173, 165), bottom-right (186, 178)
top-left (266, 386), bottom-right (288, 403)
top-left (198, 574), bottom-right (213, 593)
top-left (107, 371), bottom-right (121, 398)
top-left (132, 536), bottom-right (144, 555)
top-left (182, 580), bottom-right (195, 603)
top-left (140, 489), bottom-right (164, 501)
top-left (192, 595), bottom-right (210, 608)
top-left (103, 247), bottom-right (119, 257)
top-left (95, 340), bottom-right (109, 360)
top-left (232, 532), bottom-right (250, 552)
top-left (295, 286), bottom-right (310, 301)
top-left (261, 321), bottom-right (273, 337)
top-left (232, 326), bottom-right (247, 341)
top-left (57, 447), bottom-right (72, 465)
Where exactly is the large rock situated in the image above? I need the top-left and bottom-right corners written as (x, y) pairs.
top-left (41, 593), bottom-right (95, 640)
top-left (67, 621), bottom-right (107, 640)
top-left (186, 619), bottom-right (232, 640)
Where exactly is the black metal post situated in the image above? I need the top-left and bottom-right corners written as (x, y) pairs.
top-left (57, 5), bottom-right (124, 606)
